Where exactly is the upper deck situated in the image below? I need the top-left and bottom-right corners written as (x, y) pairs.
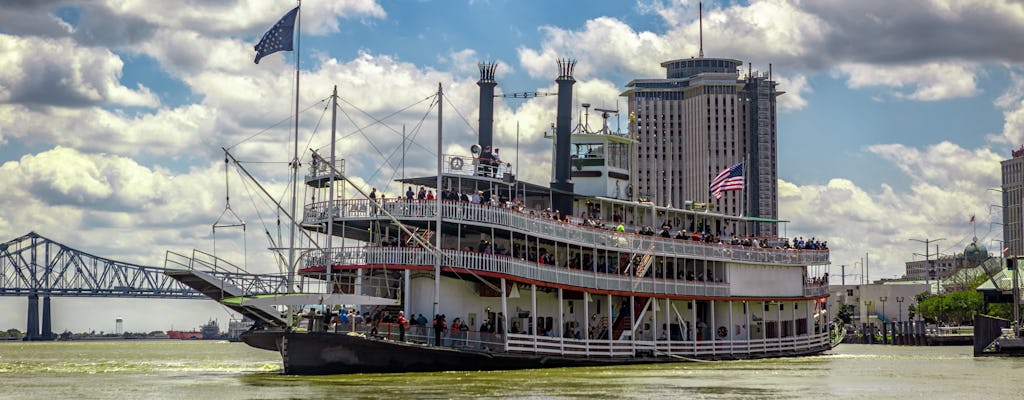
top-left (302, 198), bottom-right (829, 267)
top-left (300, 246), bottom-right (831, 299)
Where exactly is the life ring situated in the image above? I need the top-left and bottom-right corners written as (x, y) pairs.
top-left (450, 157), bottom-right (464, 170)
top-left (717, 326), bottom-right (728, 338)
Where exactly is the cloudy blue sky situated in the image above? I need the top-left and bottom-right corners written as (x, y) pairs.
top-left (2, 0), bottom-right (1023, 333)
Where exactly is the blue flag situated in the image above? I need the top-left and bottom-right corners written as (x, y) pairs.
top-left (254, 6), bottom-right (298, 64)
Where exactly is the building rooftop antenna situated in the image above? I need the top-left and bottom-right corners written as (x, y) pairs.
top-left (699, 1), bottom-right (704, 58)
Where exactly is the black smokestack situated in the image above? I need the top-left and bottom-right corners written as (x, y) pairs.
top-left (551, 59), bottom-right (576, 217)
top-left (477, 62), bottom-right (498, 151)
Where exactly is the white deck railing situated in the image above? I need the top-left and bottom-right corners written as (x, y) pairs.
top-left (804, 283), bottom-right (829, 297)
top-left (504, 331), bottom-right (832, 358)
top-left (306, 246), bottom-right (830, 298)
top-left (309, 246), bottom-right (734, 297)
top-left (303, 199), bottom-right (830, 267)
top-left (325, 321), bottom-right (831, 360)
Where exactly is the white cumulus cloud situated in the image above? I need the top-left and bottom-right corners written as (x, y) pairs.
top-left (836, 62), bottom-right (981, 101)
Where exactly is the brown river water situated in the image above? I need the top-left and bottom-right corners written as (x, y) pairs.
top-left (1, 340), bottom-right (1021, 399)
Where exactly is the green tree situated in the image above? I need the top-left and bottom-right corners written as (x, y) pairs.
top-left (987, 303), bottom-right (1013, 319)
top-left (916, 290), bottom-right (983, 325)
top-left (835, 304), bottom-right (853, 325)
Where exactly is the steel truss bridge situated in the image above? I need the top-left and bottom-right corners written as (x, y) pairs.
top-left (0, 232), bottom-right (287, 340)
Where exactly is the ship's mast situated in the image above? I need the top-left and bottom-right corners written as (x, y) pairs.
top-left (286, 1), bottom-right (303, 293)
top-left (326, 85), bottom-right (337, 292)
top-left (433, 82), bottom-right (443, 317)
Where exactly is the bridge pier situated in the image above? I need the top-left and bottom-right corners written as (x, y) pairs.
top-left (42, 296), bottom-right (53, 340)
top-left (23, 294), bottom-right (54, 341)
top-left (26, 293), bottom-right (39, 340)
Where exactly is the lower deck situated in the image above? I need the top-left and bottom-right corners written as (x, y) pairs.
top-left (306, 314), bottom-right (833, 362)
top-left (300, 266), bottom-right (833, 361)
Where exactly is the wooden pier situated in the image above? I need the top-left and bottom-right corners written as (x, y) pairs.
top-left (843, 322), bottom-right (972, 346)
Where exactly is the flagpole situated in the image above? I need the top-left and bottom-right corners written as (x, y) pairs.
top-left (286, 0), bottom-right (302, 293)
top-left (744, 152), bottom-right (749, 232)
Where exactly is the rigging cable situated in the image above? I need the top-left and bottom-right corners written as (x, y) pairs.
top-left (365, 94), bottom-right (439, 192)
top-left (225, 98), bottom-right (330, 150)
top-left (212, 153), bottom-right (248, 269)
top-left (442, 92), bottom-right (479, 139)
top-left (233, 161), bottom-right (288, 274)
top-left (333, 95), bottom-right (437, 190)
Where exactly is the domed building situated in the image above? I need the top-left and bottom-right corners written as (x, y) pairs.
top-left (963, 238), bottom-right (990, 266)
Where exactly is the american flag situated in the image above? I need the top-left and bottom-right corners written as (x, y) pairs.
top-left (710, 161), bottom-right (744, 199)
top-left (254, 7), bottom-right (299, 64)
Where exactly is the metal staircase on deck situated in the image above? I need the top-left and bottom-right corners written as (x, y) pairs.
top-left (164, 269), bottom-right (286, 327)
top-left (164, 250), bottom-right (288, 327)
top-left (611, 299), bottom-right (647, 340)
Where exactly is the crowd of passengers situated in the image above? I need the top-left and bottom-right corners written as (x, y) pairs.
top-left (380, 234), bottom-right (725, 282)
top-left (321, 306), bottom-right (594, 342)
top-left (807, 274), bottom-right (830, 286)
top-left (369, 185), bottom-right (828, 252)
top-left (318, 307), bottom-right (512, 345)
top-left (470, 240), bottom-right (722, 281)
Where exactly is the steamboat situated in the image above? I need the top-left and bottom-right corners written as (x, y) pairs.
top-left (168, 59), bottom-right (835, 374)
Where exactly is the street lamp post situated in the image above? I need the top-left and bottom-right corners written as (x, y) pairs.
top-left (1012, 256), bottom-right (1020, 336)
top-left (910, 237), bottom-right (945, 293)
top-left (880, 296), bottom-right (888, 322)
top-left (896, 296), bottom-right (905, 322)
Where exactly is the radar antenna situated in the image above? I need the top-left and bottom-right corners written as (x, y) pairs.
top-left (594, 107), bottom-right (618, 134)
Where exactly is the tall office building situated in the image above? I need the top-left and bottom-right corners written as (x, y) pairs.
top-left (621, 57), bottom-right (780, 236)
top-left (1001, 146), bottom-right (1024, 256)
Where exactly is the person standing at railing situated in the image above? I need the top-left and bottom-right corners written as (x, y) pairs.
top-left (338, 309), bottom-right (350, 331)
top-left (433, 314), bottom-right (446, 346)
top-left (350, 309), bottom-right (361, 332)
top-left (397, 311), bottom-right (408, 342)
top-left (416, 313), bottom-right (428, 333)
top-left (479, 146), bottom-right (496, 176)
top-left (322, 309), bottom-right (334, 332)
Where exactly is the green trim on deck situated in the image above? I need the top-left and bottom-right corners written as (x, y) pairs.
top-left (220, 293), bottom-right (286, 306)
top-left (743, 216), bottom-right (789, 223)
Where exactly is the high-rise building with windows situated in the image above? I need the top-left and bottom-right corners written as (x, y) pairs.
top-left (621, 57), bottom-right (780, 236)
top-left (1001, 146), bottom-right (1024, 256)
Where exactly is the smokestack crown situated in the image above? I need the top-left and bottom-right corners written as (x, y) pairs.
top-left (478, 62), bottom-right (497, 83)
top-left (556, 59), bottom-right (576, 81)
